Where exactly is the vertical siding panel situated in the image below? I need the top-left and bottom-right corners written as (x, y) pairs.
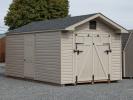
top-left (34, 32), bottom-right (61, 84)
top-left (6, 35), bottom-right (24, 78)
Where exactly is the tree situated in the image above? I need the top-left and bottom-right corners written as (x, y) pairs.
top-left (47, 0), bottom-right (69, 19)
top-left (5, 0), bottom-right (69, 30)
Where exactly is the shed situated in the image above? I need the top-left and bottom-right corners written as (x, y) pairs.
top-left (6, 13), bottom-right (128, 85)
top-left (122, 30), bottom-right (133, 78)
top-left (0, 34), bottom-right (5, 63)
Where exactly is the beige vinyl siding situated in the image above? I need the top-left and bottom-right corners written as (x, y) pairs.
top-left (111, 35), bottom-right (122, 80)
top-left (76, 18), bottom-right (116, 33)
top-left (34, 31), bottom-right (61, 84)
top-left (6, 35), bottom-right (24, 78)
top-left (61, 32), bottom-right (74, 84)
top-left (75, 19), bottom-right (122, 81)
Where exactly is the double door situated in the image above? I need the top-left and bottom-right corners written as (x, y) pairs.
top-left (75, 33), bottom-right (111, 82)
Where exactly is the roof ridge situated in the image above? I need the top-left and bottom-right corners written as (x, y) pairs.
top-left (69, 13), bottom-right (97, 18)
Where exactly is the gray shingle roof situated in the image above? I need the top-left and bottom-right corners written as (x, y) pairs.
top-left (8, 13), bottom-right (97, 34)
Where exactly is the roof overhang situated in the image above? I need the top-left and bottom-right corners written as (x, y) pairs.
top-left (6, 29), bottom-right (65, 35)
top-left (65, 13), bottom-right (128, 33)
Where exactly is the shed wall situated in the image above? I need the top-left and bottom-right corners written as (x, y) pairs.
top-left (61, 32), bottom-right (74, 84)
top-left (6, 31), bottom-right (61, 84)
top-left (111, 34), bottom-right (122, 80)
top-left (61, 19), bottom-right (122, 84)
top-left (124, 34), bottom-right (133, 77)
top-left (6, 35), bottom-right (24, 78)
top-left (34, 32), bottom-right (61, 84)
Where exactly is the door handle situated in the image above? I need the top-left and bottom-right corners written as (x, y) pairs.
top-left (104, 49), bottom-right (112, 54)
top-left (74, 50), bottom-right (83, 55)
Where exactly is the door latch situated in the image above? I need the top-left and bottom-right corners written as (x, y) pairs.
top-left (74, 50), bottom-right (83, 55)
top-left (104, 49), bottom-right (112, 54)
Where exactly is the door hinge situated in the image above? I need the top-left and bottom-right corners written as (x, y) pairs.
top-left (91, 75), bottom-right (95, 85)
top-left (75, 43), bottom-right (84, 49)
top-left (108, 74), bottom-right (111, 83)
top-left (75, 76), bottom-right (78, 85)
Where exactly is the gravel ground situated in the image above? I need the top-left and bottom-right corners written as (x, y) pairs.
top-left (0, 64), bottom-right (133, 100)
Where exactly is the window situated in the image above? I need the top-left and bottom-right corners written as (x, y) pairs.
top-left (89, 21), bottom-right (97, 29)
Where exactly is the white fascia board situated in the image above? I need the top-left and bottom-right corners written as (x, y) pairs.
top-left (65, 14), bottom-right (99, 30)
top-left (65, 13), bottom-right (128, 33)
top-left (98, 14), bottom-right (128, 33)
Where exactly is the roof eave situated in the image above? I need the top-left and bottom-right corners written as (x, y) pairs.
top-left (6, 29), bottom-right (66, 35)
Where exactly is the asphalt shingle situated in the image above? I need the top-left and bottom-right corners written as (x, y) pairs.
top-left (8, 13), bottom-right (97, 34)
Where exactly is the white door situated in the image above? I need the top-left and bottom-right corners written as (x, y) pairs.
top-left (75, 33), bottom-right (111, 82)
top-left (24, 34), bottom-right (35, 79)
top-left (75, 33), bottom-right (93, 82)
top-left (93, 34), bottom-right (111, 80)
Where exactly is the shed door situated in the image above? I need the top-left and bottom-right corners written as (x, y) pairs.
top-left (24, 34), bottom-right (35, 79)
top-left (93, 34), bottom-right (111, 80)
top-left (75, 34), bottom-right (93, 82)
top-left (75, 33), bottom-right (111, 82)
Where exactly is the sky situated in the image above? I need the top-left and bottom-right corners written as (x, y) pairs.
top-left (0, 0), bottom-right (133, 34)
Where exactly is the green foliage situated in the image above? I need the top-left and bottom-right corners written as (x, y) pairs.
top-left (5, 0), bottom-right (69, 30)
top-left (47, 0), bottom-right (69, 19)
